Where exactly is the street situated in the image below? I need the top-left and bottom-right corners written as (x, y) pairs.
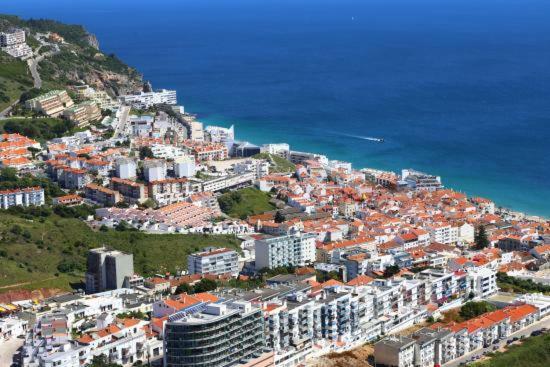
top-left (444, 315), bottom-right (550, 367)
top-left (113, 105), bottom-right (131, 138)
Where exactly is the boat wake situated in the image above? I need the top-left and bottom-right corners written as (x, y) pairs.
top-left (329, 131), bottom-right (384, 143)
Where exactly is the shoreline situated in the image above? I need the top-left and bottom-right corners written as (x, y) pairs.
top-left (191, 115), bottom-right (549, 221)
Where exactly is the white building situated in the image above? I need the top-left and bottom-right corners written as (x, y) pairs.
top-left (374, 336), bottom-right (416, 367)
top-left (118, 89), bottom-right (177, 109)
top-left (0, 186), bottom-right (45, 209)
top-left (0, 317), bottom-right (28, 345)
top-left (205, 124), bottom-right (235, 143)
top-left (467, 268), bottom-right (498, 298)
top-left (173, 156), bottom-right (196, 178)
top-left (150, 144), bottom-right (187, 160)
top-left (0, 28), bottom-right (32, 59)
top-left (143, 159), bottom-right (167, 182)
top-left (254, 232), bottom-right (316, 270)
top-left (115, 158), bottom-right (137, 180)
top-left (261, 143), bottom-right (290, 159)
top-left (187, 247), bottom-right (239, 276)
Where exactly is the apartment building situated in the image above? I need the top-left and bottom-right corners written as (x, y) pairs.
top-left (0, 28), bottom-right (32, 58)
top-left (85, 183), bottom-right (122, 206)
top-left (111, 177), bottom-right (147, 204)
top-left (115, 158), bottom-right (137, 180)
top-left (374, 336), bottom-right (415, 367)
top-left (163, 301), bottom-right (266, 367)
top-left (0, 28), bottom-right (25, 46)
top-left (74, 84), bottom-right (118, 109)
top-left (174, 156), bottom-right (196, 178)
top-left (63, 100), bottom-right (102, 127)
top-left (0, 317), bottom-right (27, 345)
top-left (255, 233), bottom-right (316, 270)
top-left (118, 89), bottom-right (177, 109)
top-left (45, 162), bottom-right (91, 190)
top-left (261, 143), bottom-right (290, 159)
top-left (467, 268), bottom-right (498, 298)
top-left (85, 247), bottom-right (134, 294)
top-left (0, 186), bottom-right (44, 209)
top-left (184, 141), bottom-right (228, 161)
top-left (401, 169), bottom-right (443, 192)
top-left (187, 247), bottom-right (239, 276)
top-left (202, 172), bottom-right (255, 192)
top-left (23, 317), bottom-right (161, 367)
top-left (143, 159), bottom-right (167, 182)
top-left (148, 178), bottom-right (191, 206)
top-left (25, 90), bottom-right (74, 117)
top-left (426, 223), bottom-right (454, 245)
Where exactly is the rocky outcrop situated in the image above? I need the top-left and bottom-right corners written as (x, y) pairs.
top-left (85, 32), bottom-right (99, 49)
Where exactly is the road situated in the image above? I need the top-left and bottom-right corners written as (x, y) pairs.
top-left (113, 105), bottom-right (131, 138)
top-left (0, 99), bottom-right (19, 119)
top-left (0, 337), bottom-right (24, 367)
top-left (27, 58), bottom-right (42, 89)
top-left (444, 315), bottom-right (550, 367)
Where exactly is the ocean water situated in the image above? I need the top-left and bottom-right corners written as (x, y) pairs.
top-left (3, 0), bottom-right (550, 217)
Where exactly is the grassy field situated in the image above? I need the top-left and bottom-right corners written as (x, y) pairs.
top-left (0, 211), bottom-right (241, 292)
top-left (0, 52), bottom-right (33, 111)
top-left (472, 333), bottom-right (550, 367)
top-left (218, 187), bottom-right (275, 219)
top-left (252, 153), bottom-right (296, 173)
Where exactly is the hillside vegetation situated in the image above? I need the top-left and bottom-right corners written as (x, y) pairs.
top-left (0, 52), bottom-right (33, 111)
top-left (0, 14), bottom-right (142, 110)
top-left (0, 211), bottom-right (241, 293)
top-left (218, 187), bottom-right (275, 219)
top-left (473, 333), bottom-right (550, 367)
top-left (252, 153), bottom-right (296, 173)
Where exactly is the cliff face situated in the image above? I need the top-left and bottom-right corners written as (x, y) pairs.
top-left (85, 33), bottom-right (100, 49)
top-left (0, 14), bottom-right (142, 96)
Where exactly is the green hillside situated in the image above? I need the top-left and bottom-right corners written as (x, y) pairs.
top-left (0, 211), bottom-right (241, 293)
top-left (473, 333), bottom-right (550, 367)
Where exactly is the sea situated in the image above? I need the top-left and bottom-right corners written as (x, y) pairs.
top-left (2, 0), bottom-right (550, 217)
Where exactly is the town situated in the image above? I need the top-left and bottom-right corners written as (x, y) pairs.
top-left (1, 22), bottom-right (550, 367)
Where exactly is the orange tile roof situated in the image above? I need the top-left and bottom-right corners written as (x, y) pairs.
top-left (346, 275), bottom-right (374, 286)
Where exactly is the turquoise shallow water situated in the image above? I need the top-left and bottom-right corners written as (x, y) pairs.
top-left (3, 0), bottom-right (550, 217)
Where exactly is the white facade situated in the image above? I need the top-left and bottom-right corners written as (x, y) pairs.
top-left (143, 160), bottom-right (167, 182)
top-left (261, 143), bottom-right (290, 159)
top-left (115, 158), bottom-right (137, 180)
top-left (173, 156), bottom-right (196, 178)
top-left (0, 187), bottom-right (45, 209)
top-left (118, 89), bottom-right (177, 109)
top-left (255, 233), bottom-right (316, 270)
top-left (187, 247), bottom-right (239, 276)
top-left (467, 268), bottom-right (498, 298)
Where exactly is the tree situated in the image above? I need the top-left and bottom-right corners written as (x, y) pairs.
top-left (89, 355), bottom-right (123, 367)
top-left (474, 225), bottom-right (490, 250)
top-left (174, 283), bottom-right (193, 295)
top-left (193, 278), bottom-right (217, 293)
top-left (27, 146), bottom-right (41, 159)
top-left (459, 301), bottom-right (496, 320)
top-left (383, 265), bottom-right (400, 278)
top-left (274, 211), bottom-right (285, 223)
top-left (139, 146), bottom-right (154, 160)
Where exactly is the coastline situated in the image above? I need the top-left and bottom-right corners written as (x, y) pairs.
top-left (194, 114), bottom-right (549, 221)
top-left (1, 0), bottom-right (549, 219)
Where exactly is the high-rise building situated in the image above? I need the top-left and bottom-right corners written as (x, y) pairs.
top-left (254, 233), bottom-right (316, 270)
top-left (173, 156), bottom-right (196, 178)
top-left (115, 158), bottom-right (137, 180)
top-left (85, 247), bottom-right (134, 293)
top-left (163, 301), bottom-right (266, 367)
top-left (187, 247), bottom-right (239, 276)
